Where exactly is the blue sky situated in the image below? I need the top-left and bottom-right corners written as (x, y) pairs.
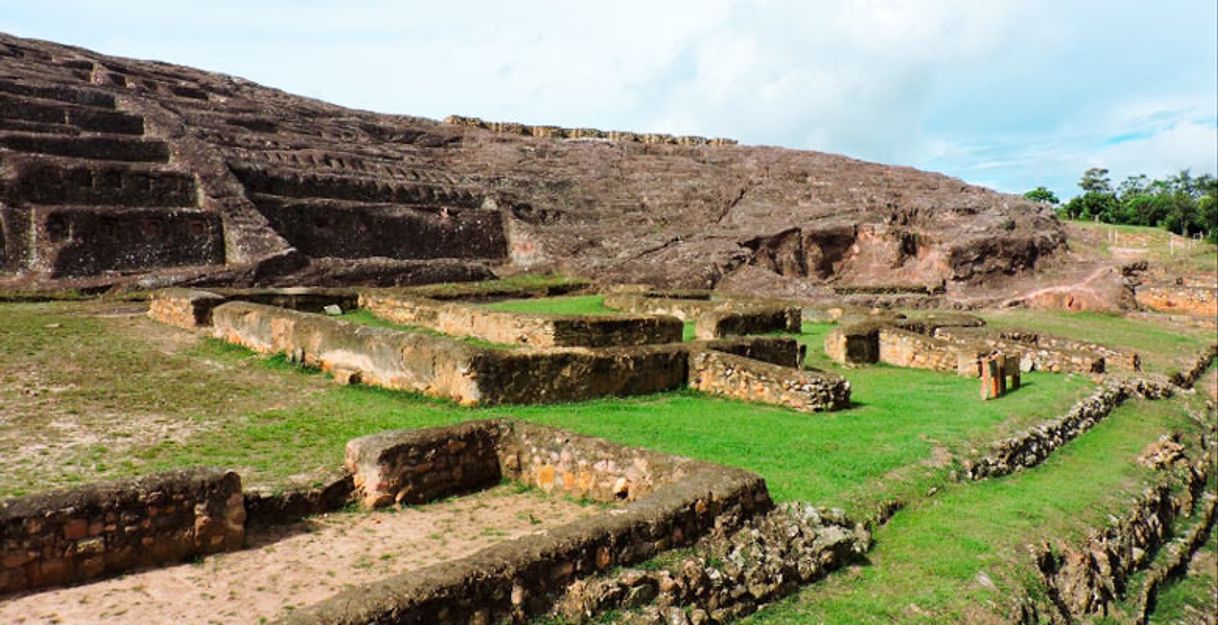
top-left (3, 0), bottom-right (1215, 200)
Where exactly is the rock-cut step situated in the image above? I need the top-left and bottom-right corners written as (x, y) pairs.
top-left (0, 131), bottom-right (169, 162)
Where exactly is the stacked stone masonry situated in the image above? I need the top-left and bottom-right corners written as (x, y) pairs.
top-left (0, 468), bottom-right (245, 593)
top-left (688, 350), bottom-right (851, 413)
top-left (175, 291), bottom-right (850, 412)
top-left (603, 292), bottom-right (800, 340)
top-left (444, 115), bottom-right (738, 146)
top-left (359, 291), bottom-right (683, 347)
top-left (1027, 430), bottom-right (1216, 622)
top-left (147, 287), bottom-right (359, 329)
top-left (824, 315), bottom-right (1125, 378)
top-left (209, 301), bottom-right (689, 405)
top-left (555, 504), bottom-right (867, 625)
top-left (283, 420), bottom-right (774, 625)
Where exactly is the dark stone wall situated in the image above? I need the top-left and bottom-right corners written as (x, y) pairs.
top-left (0, 468), bottom-right (245, 593)
top-left (34, 207), bottom-right (224, 277)
top-left (251, 200), bottom-right (507, 261)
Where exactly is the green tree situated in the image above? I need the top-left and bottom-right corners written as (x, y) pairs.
top-left (1024, 186), bottom-right (1060, 205)
top-left (1079, 168), bottom-right (1113, 194)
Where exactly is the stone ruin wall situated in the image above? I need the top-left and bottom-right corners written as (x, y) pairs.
top-left (2, 418), bottom-right (779, 623)
top-left (0, 468), bottom-right (245, 593)
top-left (444, 114), bottom-right (738, 147)
top-left (602, 292), bottom-right (800, 340)
top-left (148, 287), bottom-right (358, 329)
top-left (688, 349), bottom-right (851, 413)
top-left (824, 316), bottom-right (1122, 378)
top-left (358, 291), bottom-right (683, 348)
top-left (284, 420), bottom-right (774, 625)
top-left (171, 291), bottom-right (853, 413)
top-left (207, 301), bottom-right (692, 406)
top-left (344, 421), bottom-right (503, 509)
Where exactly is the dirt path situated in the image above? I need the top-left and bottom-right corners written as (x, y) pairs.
top-left (0, 486), bottom-right (601, 625)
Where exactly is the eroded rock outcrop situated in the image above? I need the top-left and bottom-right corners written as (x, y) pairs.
top-left (0, 32), bottom-right (1064, 295)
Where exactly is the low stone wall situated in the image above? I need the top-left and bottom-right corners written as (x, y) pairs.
top-left (276, 422), bottom-right (772, 625)
top-left (0, 468), bottom-right (245, 593)
top-left (688, 349), bottom-right (851, 412)
top-left (963, 378), bottom-right (1175, 480)
top-left (700, 336), bottom-right (805, 368)
top-left (211, 301), bottom-right (484, 402)
top-left (345, 421), bottom-right (503, 508)
top-left (1136, 284), bottom-right (1218, 318)
top-left (1028, 433), bottom-right (1216, 622)
top-left (242, 473), bottom-right (354, 527)
top-left (824, 322), bottom-right (881, 365)
top-left (500, 421), bottom-right (704, 503)
top-left (359, 292), bottom-right (683, 347)
top-left (604, 293), bottom-right (799, 336)
top-left (555, 504), bottom-right (867, 625)
top-left (1131, 492), bottom-right (1217, 625)
top-left (935, 326), bottom-right (1111, 375)
top-left (209, 302), bottom-right (687, 405)
top-left (1169, 342), bottom-right (1218, 388)
top-left (148, 287), bottom-right (359, 329)
top-left (877, 327), bottom-right (980, 375)
top-left (694, 306), bottom-right (801, 340)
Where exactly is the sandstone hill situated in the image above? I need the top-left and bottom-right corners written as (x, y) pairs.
top-left (0, 32), bottom-right (1064, 296)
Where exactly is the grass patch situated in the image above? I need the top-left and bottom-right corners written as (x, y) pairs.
top-left (337, 309), bottom-right (516, 350)
top-left (1148, 524), bottom-right (1218, 624)
top-left (742, 396), bottom-right (1206, 624)
top-left (1067, 221), bottom-right (1218, 274)
top-left (0, 302), bottom-right (1091, 510)
top-left (401, 273), bottom-right (589, 299)
top-left (981, 309), bottom-right (1213, 373)
top-left (481, 294), bottom-right (614, 316)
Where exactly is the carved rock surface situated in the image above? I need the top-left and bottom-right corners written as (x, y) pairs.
top-left (0, 32), bottom-right (1063, 293)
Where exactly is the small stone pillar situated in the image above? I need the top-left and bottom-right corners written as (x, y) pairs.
top-left (980, 356), bottom-right (1002, 400)
top-left (1007, 356), bottom-right (1021, 391)
top-left (996, 354), bottom-right (1008, 396)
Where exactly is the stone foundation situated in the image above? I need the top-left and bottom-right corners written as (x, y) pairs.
top-left (963, 378), bottom-right (1175, 480)
top-left (555, 504), bottom-right (867, 625)
top-left (688, 350), bottom-right (851, 413)
top-left (148, 287), bottom-right (360, 329)
top-left (694, 307), bottom-right (801, 340)
top-left (280, 421), bottom-right (772, 625)
top-left (0, 468), bottom-right (245, 593)
top-left (360, 292), bottom-right (683, 348)
top-left (209, 302), bottom-right (688, 405)
top-left (345, 421), bottom-right (502, 508)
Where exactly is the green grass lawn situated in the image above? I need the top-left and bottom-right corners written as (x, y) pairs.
top-left (1148, 525), bottom-right (1218, 625)
top-left (1, 301), bottom-right (1091, 512)
top-left (981, 309), bottom-right (1214, 373)
top-left (480, 294), bottom-right (613, 315)
top-left (1066, 220), bottom-right (1218, 275)
top-left (481, 295), bottom-right (699, 340)
top-left (741, 396), bottom-right (1207, 624)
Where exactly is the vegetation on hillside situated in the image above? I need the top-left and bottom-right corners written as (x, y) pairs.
top-left (1026, 168), bottom-right (1218, 242)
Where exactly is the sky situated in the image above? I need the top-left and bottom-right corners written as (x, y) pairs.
top-left (2, 0), bottom-right (1215, 200)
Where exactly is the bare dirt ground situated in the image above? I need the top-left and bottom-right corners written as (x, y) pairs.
top-left (0, 485), bottom-right (601, 625)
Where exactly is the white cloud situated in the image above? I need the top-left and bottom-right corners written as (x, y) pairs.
top-left (1, 0), bottom-right (1214, 196)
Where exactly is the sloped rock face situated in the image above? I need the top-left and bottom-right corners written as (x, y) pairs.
top-left (0, 32), bottom-right (1064, 293)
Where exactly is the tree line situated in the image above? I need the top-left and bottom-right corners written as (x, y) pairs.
top-left (1024, 168), bottom-right (1218, 243)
